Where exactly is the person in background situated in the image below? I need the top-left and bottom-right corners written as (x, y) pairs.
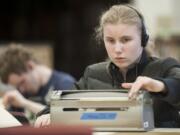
top-left (0, 45), bottom-right (75, 115)
top-left (35, 4), bottom-right (180, 128)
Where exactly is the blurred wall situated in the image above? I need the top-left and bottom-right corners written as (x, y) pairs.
top-left (134, 0), bottom-right (180, 37)
top-left (0, 0), bottom-right (131, 80)
top-left (134, 0), bottom-right (180, 61)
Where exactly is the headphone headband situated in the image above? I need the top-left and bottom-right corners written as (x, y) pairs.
top-left (126, 5), bottom-right (149, 47)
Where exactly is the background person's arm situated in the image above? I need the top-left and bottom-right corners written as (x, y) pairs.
top-left (3, 90), bottom-right (46, 114)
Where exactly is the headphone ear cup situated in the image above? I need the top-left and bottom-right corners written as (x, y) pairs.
top-left (141, 22), bottom-right (149, 47)
top-left (145, 34), bottom-right (149, 45)
top-left (142, 34), bottom-right (149, 47)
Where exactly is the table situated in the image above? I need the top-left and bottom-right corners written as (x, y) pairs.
top-left (94, 128), bottom-right (180, 135)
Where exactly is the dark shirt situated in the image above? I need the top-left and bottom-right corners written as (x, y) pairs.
top-left (74, 50), bottom-right (180, 127)
top-left (33, 70), bottom-right (75, 105)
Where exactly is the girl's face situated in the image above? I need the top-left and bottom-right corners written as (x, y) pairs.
top-left (103, 23), bottom-right (143, 71)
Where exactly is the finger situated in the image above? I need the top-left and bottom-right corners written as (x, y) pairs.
top-left (121, 83), bottom-right (133, 89)
top-left (131, 92), bottom-right (139, 100)
top-left (40, 115), bottom-right (50, 128)
top-left (34, 120), bottom-right (39, 128)
top-left (43, 116), bottom-right (49, 127)
top-left (35, 120), bottom-right (42, 128)
top-left (46, 117), bottom-right (50, 126)
top-left (128, 81), bottom-right (143, 99)
top-left (45, 115), bottom-right (51, 127)
top-left (34, 117), bottom-right (42, 128)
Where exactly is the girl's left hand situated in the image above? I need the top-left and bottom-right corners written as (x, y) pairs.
top-left (121, 76), bottom-right (166, 99)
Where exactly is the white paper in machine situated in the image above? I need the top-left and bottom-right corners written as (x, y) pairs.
top-left (50, 90), bottom-right (154, 131)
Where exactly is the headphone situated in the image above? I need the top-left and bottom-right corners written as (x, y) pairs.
top-left (126, 5), bottom-right (149, 47)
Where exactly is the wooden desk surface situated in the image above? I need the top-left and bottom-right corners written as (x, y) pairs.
top-left (93, 128), bottom-right (180, 135)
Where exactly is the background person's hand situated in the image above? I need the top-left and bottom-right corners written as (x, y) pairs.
top-left (122, 76), bottom-right (165, 99)
top-left (34, 114), bottom-right (50, 128)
